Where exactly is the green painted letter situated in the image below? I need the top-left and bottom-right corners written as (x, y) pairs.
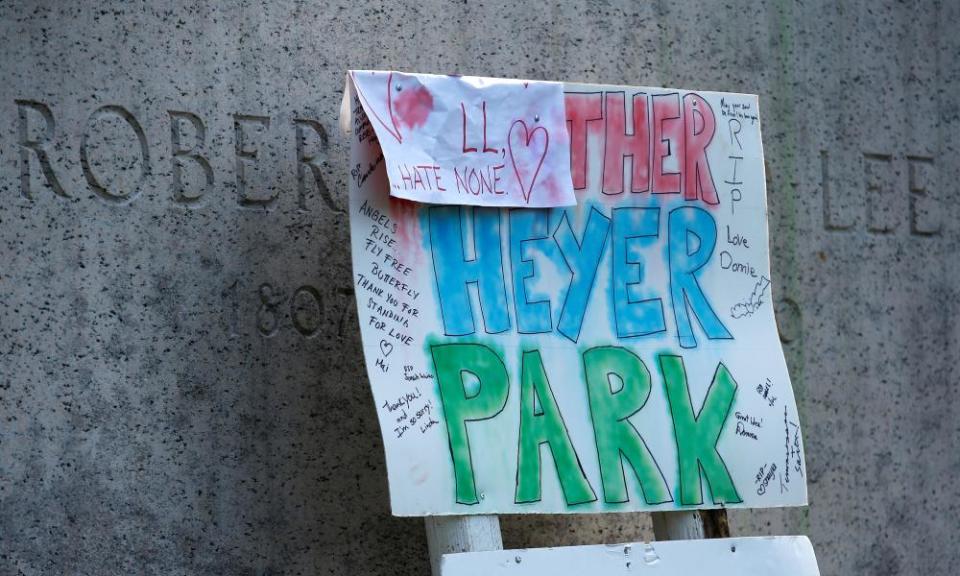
top-left (660, 355), bottom-right (741, 505)
top-left (432, 343), bottom-right (510, 505)
top-left (516, 350), bottom-right (596, 505)
top-left (584, 346), bottom-right (672, 504)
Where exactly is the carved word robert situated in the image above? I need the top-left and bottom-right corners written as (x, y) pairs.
top-left (14, 99), bottom-right (337, 211)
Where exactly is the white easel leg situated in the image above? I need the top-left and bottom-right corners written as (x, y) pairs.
top-left (651, 510), bottom-right (729, 541)
top-left (425, 515), bottom-right (503, 576)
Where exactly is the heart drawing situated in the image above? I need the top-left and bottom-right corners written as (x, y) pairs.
top-left (379, 339), bottom-right (394, 357)
top-left (507, 119), bottom-right (549, 204)
top-left (352, 71), bottom-right (404, 143)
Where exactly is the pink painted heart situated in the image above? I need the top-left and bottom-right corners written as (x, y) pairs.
top-left (391, 82), bottom-right (433, 130)
top-left (508, 120), bottom-right (549, 204)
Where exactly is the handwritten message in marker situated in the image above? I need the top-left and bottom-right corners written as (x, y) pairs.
top-left (349, 70), bottom-right (577, 208)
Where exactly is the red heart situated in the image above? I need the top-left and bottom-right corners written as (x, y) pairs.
top-left (508, 120), bottom-right (549, 204)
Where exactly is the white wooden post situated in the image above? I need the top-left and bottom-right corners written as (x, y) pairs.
top-left (425, 516), bottom-right (503, 576)
top-left (651, 509), bottom-right (729, 541)
top-left (651, 511), bottom-right (706, 540)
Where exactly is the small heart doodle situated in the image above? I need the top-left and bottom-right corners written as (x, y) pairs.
top-left (508, 119), bottom-right (549, 204)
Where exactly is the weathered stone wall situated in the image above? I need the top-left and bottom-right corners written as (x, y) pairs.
top-left (1, 1), bottom-right (956, 574)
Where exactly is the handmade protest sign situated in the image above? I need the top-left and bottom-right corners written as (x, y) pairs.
top-left (441, 537), bottom-right (821, 576)
top-left (345, 74), bottom-right (807, 515)
top-left (348, 71), bottom-right (576, 207)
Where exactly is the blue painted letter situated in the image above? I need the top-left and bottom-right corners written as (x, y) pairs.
top-left (509, 209), bottom-right (554, 334)
top-left (612, 207), bottom-right (666, 338)
top-left (668, 206), bottom-right (731, 348)
top-left (429, 206), bottom-right (511, 335)
top-left (554, 208), bottom-right (610, 342)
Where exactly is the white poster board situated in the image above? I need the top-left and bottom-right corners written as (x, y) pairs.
top-left (346, 73), bottom-right (807, 516)
top-left (441, 537), bottom-right (821, 576)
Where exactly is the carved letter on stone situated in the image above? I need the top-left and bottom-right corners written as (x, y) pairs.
top-left (16, 100), bottom-right (67, 200)
top-left (234, 114), bottom-right (276, 209)
top-left (169, 110), bottom-right (213, 206)
top-left (80, 105), bottom-right (151, 204)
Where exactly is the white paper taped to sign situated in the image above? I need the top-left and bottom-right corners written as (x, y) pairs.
top-left (345, 74), bottom-right (808, 515)
top-left (441, 537), bottom-right (821, 576)
top-left (346, 70), bottom-right (577, 207)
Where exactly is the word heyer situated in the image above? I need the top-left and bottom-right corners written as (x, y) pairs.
top-left (428, 204), bottom-right (732, 350)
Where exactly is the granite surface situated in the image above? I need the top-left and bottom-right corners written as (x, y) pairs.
top-left (1, 1), bottom-right (957, 574)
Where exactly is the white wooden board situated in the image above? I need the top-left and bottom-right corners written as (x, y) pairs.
top-left (441, 536), bottom-right (821, 576)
